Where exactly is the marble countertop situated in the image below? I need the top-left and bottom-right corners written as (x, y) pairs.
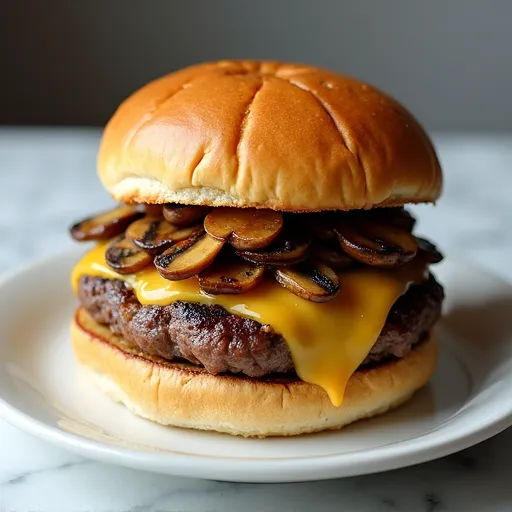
top-left (1, 128), bottom-right (512, 511)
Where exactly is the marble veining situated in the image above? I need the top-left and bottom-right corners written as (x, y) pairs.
top-left (1, 128), bottom-right (512, 511)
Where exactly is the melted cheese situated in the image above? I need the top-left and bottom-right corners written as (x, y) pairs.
top-left (72, 243), bottom-right (427, 406)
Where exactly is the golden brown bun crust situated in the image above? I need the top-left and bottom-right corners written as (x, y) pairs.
top-left (71, 308), bottom-right (438, 437)
top-left (98, 60), bottom-right (442, 212)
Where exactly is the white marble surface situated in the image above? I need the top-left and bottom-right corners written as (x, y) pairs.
top-left (1, 128), bottom-right (512, 511)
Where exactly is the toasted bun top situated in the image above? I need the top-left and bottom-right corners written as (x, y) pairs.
top-left (98, 60), bottom-right (442, 212)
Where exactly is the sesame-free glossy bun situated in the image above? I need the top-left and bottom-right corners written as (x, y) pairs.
top-left (71, 308), bottom-right (437, 437)
top-left (98, 60), bottom-right (442, 212)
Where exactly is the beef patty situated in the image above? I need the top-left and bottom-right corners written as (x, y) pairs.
top-left (77, 274), bottom-right (444, 377)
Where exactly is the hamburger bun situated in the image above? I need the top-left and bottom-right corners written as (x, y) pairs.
top-left (98, 60), bottom-right (442, 212)
top-left (71, 307), bottom-right (438, 438)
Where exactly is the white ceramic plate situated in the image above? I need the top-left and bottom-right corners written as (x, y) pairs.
top-left (0, 247), bottom-right (512, 483)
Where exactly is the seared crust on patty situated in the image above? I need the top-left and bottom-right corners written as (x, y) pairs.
top-left (77, 274), bottom-right (443, 377)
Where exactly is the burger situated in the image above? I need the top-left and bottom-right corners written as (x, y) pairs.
top-left (69, 60), bottom-right (444, 437)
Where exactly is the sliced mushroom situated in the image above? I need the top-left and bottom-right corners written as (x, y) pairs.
top-left (416, 237), bottom-right (444, 263)
top-left (376, 208), bottom-right (416, 232)
top-left (138, 204), bottom-right (164, 217)
top-left (105, 236), bottom-right (153, 274)
top-left (166, 224), bottom-right (205, 242)
top-left (309, 225), bottom-right (338, 244)
top-left (303, 214), bottom-right (338, 242)
top-left (126, 217), bottom-right (202, 254)
top-left (163, 204), bottom-right (212, 226)
top-left (70, 205), bottom-right (141, 242)
top-left (336, 222), bottom-right (418, 267)
top-left (313, 245), bottom-right (353, 269)
top-left (198, 258), bottom-right (265, 294)
top-left (204, 207), bottom-right (283, 250)
top-left (154, 233), bottom-right (224, 280)
top-left (275, 263), bottom-right (340, 302)
top-left (236, 233), bottom-right (311, 266)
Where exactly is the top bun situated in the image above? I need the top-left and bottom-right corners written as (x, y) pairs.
top-left (98, 60), bottom-right (442, 212)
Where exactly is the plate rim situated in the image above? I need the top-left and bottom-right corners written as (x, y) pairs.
top-left (1, 247), bottom-right (512, 482)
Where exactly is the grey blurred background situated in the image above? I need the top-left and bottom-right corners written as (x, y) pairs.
top-left (2, 0), bottom-right (510, 131)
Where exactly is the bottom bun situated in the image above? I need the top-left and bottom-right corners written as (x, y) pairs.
top-left (71, 307), bottom-right (438, 437)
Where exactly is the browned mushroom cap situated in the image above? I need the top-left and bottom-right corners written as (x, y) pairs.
top-left (376, 208), bottom-right (416, 232)
top-left (163, 204), bottom-right (212, 226)
top-left (416, 237), bottom-right (444, 263)
top-left (275, 263), bottom-right (340, 302)
top-left (204, 207), bottom-right (284, 250)
top-left (154, 233), bottom-right (224, 280)
top-left (105, 236), bottom-right (153, 274)
top-left (313, 245), bottom-right (353, 269)
top-left (198, 258), bottom-right (265, 295)
top-left (303, 213), bottom-right (340, 242)
top-left (336, 222), bottom-right (418, 267)
top-left (236, 233), bottom-right (311, 266)
top-left (138, 204), bottom-right (164, 217)
top-left (70, 205), bottom-right (141, 242)
top-left (126, 217), bottom-right (202, 254)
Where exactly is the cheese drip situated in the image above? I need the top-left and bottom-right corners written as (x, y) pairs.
top-left (72, 243), bottom-right (427, 406)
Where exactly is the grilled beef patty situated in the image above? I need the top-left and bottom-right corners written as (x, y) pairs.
top-left (77, 274), bottom-right (443, 377)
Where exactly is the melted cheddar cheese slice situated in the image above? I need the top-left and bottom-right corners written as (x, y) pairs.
top-left (72, 243), bottom-right (427, 406)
